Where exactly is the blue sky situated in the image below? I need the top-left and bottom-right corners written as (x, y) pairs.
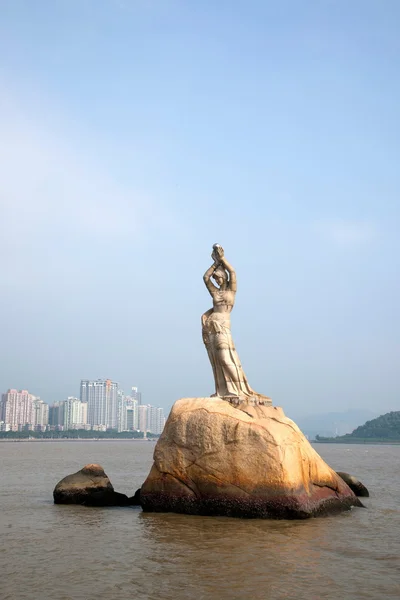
top-left (1, 0), bottom-right (399, 417)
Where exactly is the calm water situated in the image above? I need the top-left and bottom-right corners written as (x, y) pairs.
top-left (1, 441), bottom-right (399, 600)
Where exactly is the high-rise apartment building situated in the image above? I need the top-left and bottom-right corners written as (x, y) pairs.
top-left (117, 390), bottom-right (127, 433)
top-left (126, 407), bottom-right (135, 430)
top-left (32, 398), bottom-right (49, 430)
top-left (131, 386), bottom-right (142, 406)
top-left (138, 404), bottom-right (148, 433)
top-left (126, 396), bottom-right (138, 430)
top-left (64, 397), bottom-right (88, 429)
top-left (147, 405), bottom-right (165, 435)
top-left (135, 404), bottom-right (165, 434)
top-left (0, 390), bottom-right (35, 430)
top-left (0, 390), bottom-right (51, 431)
top-left (48, 401), bottom-right (65, 427)
top-left (81, 400), bottom-right (88, 426)
top-left (80, 379), bottom-right (119, 429)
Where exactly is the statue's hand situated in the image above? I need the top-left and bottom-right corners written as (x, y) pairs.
top-left (212, 243), bottom-right (224, 262)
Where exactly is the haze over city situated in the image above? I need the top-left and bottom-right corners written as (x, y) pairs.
top-left (1, 1), bottom-right (399, 419)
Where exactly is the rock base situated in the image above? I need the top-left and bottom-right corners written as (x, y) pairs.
top-left (141, 398), bottom-right (363, 519)
top-left (142, 487), bottom-right (360, 519)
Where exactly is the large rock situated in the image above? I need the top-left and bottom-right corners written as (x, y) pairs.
top-left (53, 463), bottom-right (138, 506)
top-left (141, 398), bottom-right (363, 519)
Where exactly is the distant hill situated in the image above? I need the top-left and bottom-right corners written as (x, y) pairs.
top-left (316, 411), bottom-right (400, 443)
top-left (292, 409), bottom-right (378, 440)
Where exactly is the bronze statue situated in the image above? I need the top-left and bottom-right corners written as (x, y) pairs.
top-left (202, 244), bottom-right (271, 404)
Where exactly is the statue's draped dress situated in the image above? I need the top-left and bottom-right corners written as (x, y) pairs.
top-left (202, 289), bottom-right (256, 399)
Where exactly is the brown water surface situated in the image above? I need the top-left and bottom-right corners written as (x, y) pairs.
top-left (0, 441), bottom-right (399, 600)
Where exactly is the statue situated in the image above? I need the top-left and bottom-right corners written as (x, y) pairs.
top-left (140, 244), bottom-right (363, 519)
top-left (202, 244), bottom-right (271, 405)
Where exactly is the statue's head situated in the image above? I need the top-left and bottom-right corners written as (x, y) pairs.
top-left (212, 266), bottom-right (227, 288)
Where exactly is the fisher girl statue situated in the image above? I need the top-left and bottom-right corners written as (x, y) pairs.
top-left (202, 244), bottom-right (271, 406)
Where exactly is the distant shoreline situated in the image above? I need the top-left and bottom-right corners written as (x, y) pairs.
top-left (1, 438), bottom-right (399, 445)
top-left (313, 440), bottom-right (400, 445)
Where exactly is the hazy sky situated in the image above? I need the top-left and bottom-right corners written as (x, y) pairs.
top-left (1, 0), bottom-right (399, 417)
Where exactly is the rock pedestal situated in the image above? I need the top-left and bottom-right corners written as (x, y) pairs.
top-left (141, 398), bottom-right (362, 519)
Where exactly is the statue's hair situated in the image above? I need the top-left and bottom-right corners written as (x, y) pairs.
top-left (212, 266), bottom-right (228, 282)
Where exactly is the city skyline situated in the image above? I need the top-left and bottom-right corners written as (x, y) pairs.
top-left (0, 382), bottom-right (165, 435)
top-left (1, 379), bottom-right (158, 410)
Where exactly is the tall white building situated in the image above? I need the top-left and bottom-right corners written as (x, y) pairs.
top-left (138, 404), bottom-right (148, 433)
top-left (131, 386), bottom-right (142, 406)
top-left (64, 397), bottom-right (88, 429)
top-left (136, 404), bottom-right (165, 434)
top-left (80, 379), bottom-right (119, 429)
top-left (147, 406), bottom-right (165, 435)
top-left (117, 390), bottom-right (127, 433)
top-left (32, 398), bottom-right (49, 430)
top-left (81, 401), bottom-right (88, 426)
top-left (126, 407), bottom-right (135, 430)
top-left (125, 396), bottom-right (138, 430)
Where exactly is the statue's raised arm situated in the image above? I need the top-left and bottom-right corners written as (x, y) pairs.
top-left (203, 261), bottom-right (218, 296)
top-left (217, 251), bottom-right (237, 293)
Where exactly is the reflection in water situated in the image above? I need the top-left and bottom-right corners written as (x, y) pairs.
top-left (53, 504), bottom-right (110, 528)
top-left (137, 512), bottom-right (340, 599)
top-left (0, 441), bottom-right (399, 600)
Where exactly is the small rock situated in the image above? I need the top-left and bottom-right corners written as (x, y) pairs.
top-left (336, 472), bottom-right (369, 497)
top-left (53, 463), bottom-right (135, 506)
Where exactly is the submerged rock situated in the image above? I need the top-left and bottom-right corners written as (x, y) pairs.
top-left (53, 463), bottom-right (136, 506)
top-left (336, 472), bottom-right (369, 497)
top-left (141, 398), bottom-right (363, 519)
